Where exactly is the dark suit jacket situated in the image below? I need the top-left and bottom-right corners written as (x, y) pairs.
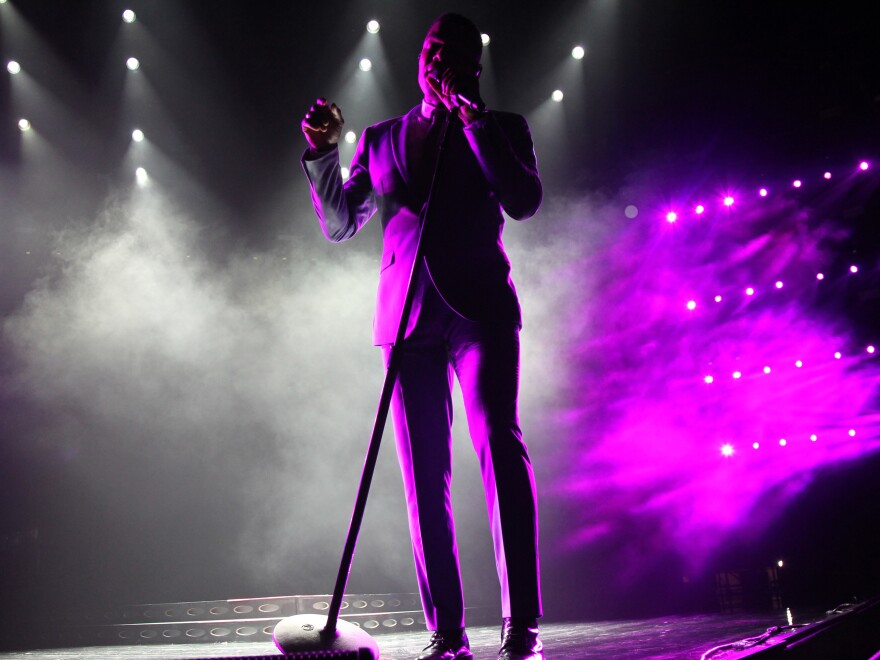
top-left (302, 104), bottom-right (542, 345)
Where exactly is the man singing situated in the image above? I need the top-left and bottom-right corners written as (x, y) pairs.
top-left (300, 13), bottom-right (544, 660)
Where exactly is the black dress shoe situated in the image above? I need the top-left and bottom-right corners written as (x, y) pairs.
top-left (498, 617), bottom-right (544, 660)
top-left (416, 628), bottom-right (474, 660)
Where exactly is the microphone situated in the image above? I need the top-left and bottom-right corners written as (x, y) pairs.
top-left (428, 66), bottom-right (486, 113)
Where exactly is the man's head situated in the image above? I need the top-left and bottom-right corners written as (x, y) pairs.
top-left (418, 13), bottom-right (483, 104)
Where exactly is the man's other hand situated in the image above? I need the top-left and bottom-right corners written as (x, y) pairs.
top-left (302, 98), bottom-right (344, 152)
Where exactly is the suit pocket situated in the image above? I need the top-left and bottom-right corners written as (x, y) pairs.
top-left (379, 250), bottom-right (395, 272)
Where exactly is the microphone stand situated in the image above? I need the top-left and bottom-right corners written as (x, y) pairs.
top-left (274, 110), bottom-right (458, 658)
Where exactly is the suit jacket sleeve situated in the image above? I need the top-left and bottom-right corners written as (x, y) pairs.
top-left (301, 131), bottom-right (376, 243)
top-left (462, 112), bottom-right (542, 221)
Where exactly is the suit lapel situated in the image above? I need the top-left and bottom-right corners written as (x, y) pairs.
top-left (390, 105), bottom-right (422, 187)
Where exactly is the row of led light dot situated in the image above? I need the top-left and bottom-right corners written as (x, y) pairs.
top-left (685, 261), bottom-right (864, 314)
top-left (720, 428), bottom-right (859, 457)
top-left (703, 345), bottom-right (876, 386)
top-left (664, 161), bottom-right (872, 224)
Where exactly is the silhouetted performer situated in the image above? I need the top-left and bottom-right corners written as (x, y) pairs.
top-left (300, 13), bottom-right (544, 660)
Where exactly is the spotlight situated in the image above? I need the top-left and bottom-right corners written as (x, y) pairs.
top-left (686, 300), bottom-right (696, 311)
top-left (7, 60), bottom-right (21, 75)
top-left (859, 161), bottom-right (869, 171)
top-left (551, 89), bottom-right (564, 102)
top-left (135, 167), bottom-right (149, 185)
top-left (850, 265), bottom-right (859, 273)
top-left (665, 211), bottom-right (677, 223)
top-left (775, 281), bottom-right (783, 289)
top-left (777, 560), bottom-right (784, 568)
top-left (366, 19), bottom-right (380, 34)
top-left (849, 429), bottom-right (856, 437)
top-left (779, 439), bottom-right (787, 447)
top-left (340, 166), bottom-right (350, 180)
top-left (572, 45), bottom-right (585, 60)
top-left (763, 366), bottom-right (771, 374)
top-left (793, 179), bottom-right (802, 188)
top-left (126, 57), bottom-right (140, 71)
top-left (732, 371), bottom-right (742, 379)
top-left (834, 352), bottom-right (842, 359)
top-left (481, 33), bottom-right (491, 47)
top-left (132, 129), bottom-right (145, 142)
top-left (721, 444), bottom-right (734, 457)
top-left (723, 196), bottom-right (734, 206)
top-left (810, 434), bottom-right (818, 442)
top-left (816, 273), bottom-right (824, 280)
top-left (704, 375), bottom-right (714, 384)
top-left (795, 360), bottom-right (803, 368)
top-left (359, 58), bottom-right (372, 72)
top-left (746, 287), bottom-right (755, 296)
top-left (344, 130), bottom-right (357, 144)
top-left (695, 204), bottom-right (705, 214)
top-left (624, 205), bottom-right (638, 218)
top-left (824, 171), bottom-right (832, 179)
top-left (122, 9), bottom-right (136, 23)
top-left (868, 345), bottom-right (876, 355)
top-left (714, 295), bottom-right (722, 302)
top-left (753, 442), bottom-right (760, 449)
top-left (759, 188), bottom-right (768, 197)
top-left (18, 118), bottom-right (31, 131)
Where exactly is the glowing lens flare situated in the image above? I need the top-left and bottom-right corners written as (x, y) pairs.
top-left (7, 60), bottom-right (21, 75)
top-left (551, 90), bottom-right (564, 102)
top-left (366, 20), bottom-right (380, 34)
top-left (122, 9), bottom-right (136, 23)
top-left (572, 45), bottom-right (585, 59)
top-left (126, 57), bottom-right (140, 71)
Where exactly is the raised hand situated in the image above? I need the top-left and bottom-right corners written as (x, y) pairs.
top-left (301, 98), bottom-right (344, 152)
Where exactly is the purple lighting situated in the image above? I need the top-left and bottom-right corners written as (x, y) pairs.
top-left (793, 180), bottom-right (802, 188)
top-left (824, 172), bottom-right (832, 179)
top-left (868, 346), bottom-right (876, 355)
top-left (746, 287), bottom-right (755, 296)
top-left (850, 265), bottom-right (859, 274)
top-left (817, 273), bottom-right (825, 280)
top-left (704, 375), bottom-right (714, 384)
top-left (723, 196), bottom-right (735, 207)
top-left (666, 211), bottom-right (678, 223)
top-left (687, 300), bottom-right (697, 311)
top-left (714, 295), bottom-right (722, 303)
top-left (759, 188), bottom-right (768, 197)
top-left (779, 439), bottom-right (787, 447)
top-left (775, 281), bottom-right (784, 289)
top-left (721, 444), bottom-right (734, 457)
top-left (859, 161), bottom-right (870, 171)
top-left (695, 204), bottom-right (705, 214)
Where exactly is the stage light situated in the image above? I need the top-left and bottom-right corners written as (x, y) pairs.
top-left (126, 57), bottom-right (140, 71)
top-left (340, 166), bottom-right (350, 180)
top-left (849, 429), bottom-right (856, 437)
top-left (859, 161), bottom-right (869, 171)
top-left (344, 130), bottom-right (356, 144)
top-left (695, 204), bottom-right (705, 214)
top-left (795, 360), bottom-right (803, 368)
top-left (704, 375), bottom-right (714, 384)
top-left (7, 60), bottom-right (21, 75)
top-left (777, 560), bottom-right (784, 568)
top-left (763, 366), bottom-right (771, 374)
top-left (18, 118), bottom-right (31, 131)
top-left (723, 196), bottom-right (734, 207)
top-left (136, 167), bottom-right (149, 185)
top-left (359, 58), bottom-right (372, 72)
top-left (665, 211), bottom-right (677, 223)
top-left (551, 90), bottom-right (564, 102)
top-left (779, 439), bottom-right (787, 447)
top-left (759, 188), bottom-right (768, 197)
top-left (481, 34), bottom-right (491, 46)
top-left (793, 179), bottom-right (802, 188)
top-left (132, 129), bottom-right (144, 142)
top-left (746, 287), bottom-right (754, 296)
top-left (715, 295), bottom-right (722, 302)
top-left (824, 171), bottom-right (832, 179)
top-left (624, 205), bottom-right (638, 218)
top-left (810, 434), bottom-right (818, 442)
top-left (868, 345), bottom-right (876, 354)
top-left (775, 281), bottom-right (783, 289)
top-left (753, 442), bottom-right (760, 449)
top-left (816, 273), bottom-right (824, 280)
top-left (366, 20), bottom-right (380, 34)
top-left (686, 300), bottom-right (696, 311)
top-left (572, 45), bottom-right (585, 60)
top-left (834, 352), bottom-right (842, 359)
top-left (721, 444), bottom-right (734, 457)
top-left (733, 371), bottom-right (742, 379)
top-left (850, 265), bottom-right (859, 273)
top-left (122, 9), bottom-right (136, 23)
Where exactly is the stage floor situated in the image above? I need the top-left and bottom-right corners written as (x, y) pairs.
top-left (0, 612), bottom-right (793, 659)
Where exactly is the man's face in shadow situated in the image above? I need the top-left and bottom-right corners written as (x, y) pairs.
top-left (418, 17), bottom-right (482, 105)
